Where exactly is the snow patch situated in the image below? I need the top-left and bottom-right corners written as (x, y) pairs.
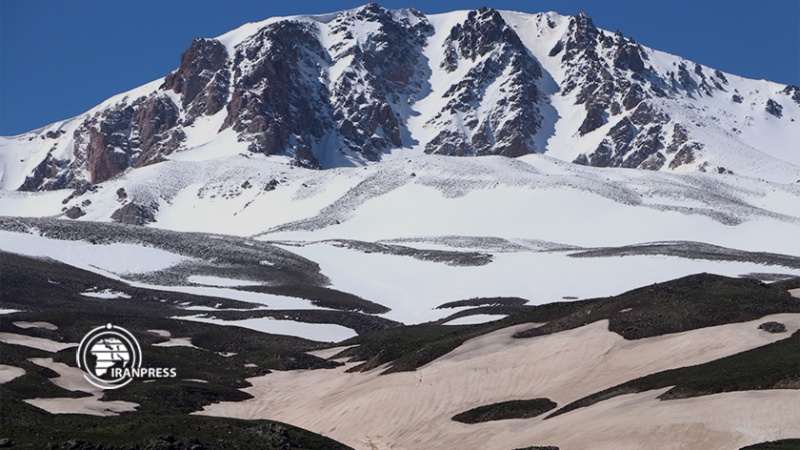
top-left (442, 314), bottom-right (508, 325)
top-left (187, 275), bottom-right (263, 287)
top-left (174, 315), bottom-right (357, 342)
top-left (0, 231), bottom-right (190, 275)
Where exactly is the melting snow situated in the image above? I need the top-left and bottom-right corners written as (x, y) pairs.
top-left (81, 289), bottom-right (132, 299)
top-left (187, 275), bottom-right (263, 287)
top-left (0, 231), bottom-right (189, 275)
top-left (442, 314), bottom-right (508, 325)
top-left (174, 315), bottom-right (357, 343)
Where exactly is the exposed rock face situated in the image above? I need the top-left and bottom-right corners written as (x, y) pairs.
top-left (669, 142), bottom-right (703, 169)
top-left (18, 153), bottom-right (72, 191)
top-left (134, 95), bottom-right (183, 155)
top-left (425, 7), bottom-right (544, 157)
top-left (162, 38), bottom-right (230, 121)
top-left (64, 206), bottom-right (85, 219)
top-left (613, 41), bottom-right (645, 73)
top-left (18, 91), bottom-right (187, 190)
top-left (558, 13), bottom-right (735, 172)
top-left (221, 21), bottom-right (331, 167)
top-left (622, 84), bottom-right (645, 111)
top-left (559, 14), bottom-right (624, 142)
top-left (84, 107), bottom-right (135, 184)
top-left (19, 39), bottom-right (227, 191)
top-left (783, 85), bottom-right (800, 105)
top-left (111, 202), bottom-right (158, 225)
top-left (575, 102), bottom-right (673, 169)
top-left (666, 123), bottom-right (688, 154)
top-left (218, 4), bottom-right (435, 166)
top-left (766, 99), bottom-right (783, 118)
top-left (72, 94), bottom-right (184, 184)
top-left (326, 4), bottom-right (433, 161)
top-left (579, 104), bottom-right (606, 135)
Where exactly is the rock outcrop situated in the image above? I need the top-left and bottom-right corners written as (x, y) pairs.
top-left (425, 7), bottom-right (545, 157)
top-left (162, 37), bottom-right (230, 122)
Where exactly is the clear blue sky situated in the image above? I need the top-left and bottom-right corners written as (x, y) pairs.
top-left (1, 0), bottom-right (798, 136)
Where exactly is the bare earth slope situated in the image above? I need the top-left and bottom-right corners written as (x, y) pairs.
top-left (198, 314), bottom-right (800, 450)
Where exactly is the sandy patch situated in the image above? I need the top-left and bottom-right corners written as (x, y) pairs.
top-left (0, 364), bottom-right (26, 384)
top-left (25, 357), bottom-right (138, 416)
top-left (197, 313), bottom-right (800, 450)
top-left (12, 321), bottom-right (58, 330)
top-left (790, 288), bottom-right (800, 298)
top-left (0, 332), bottom-right (76, 352)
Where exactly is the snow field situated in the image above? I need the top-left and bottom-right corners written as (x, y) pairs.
top-left (278, 242), bottom-right (800, 325)
top-left (174, 314), bottom-right (357, 342)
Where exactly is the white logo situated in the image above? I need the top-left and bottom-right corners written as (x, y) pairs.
top-left (77, 323), bottom-right (142, 389)
top-left (77, 323), bottom-right (177, 389)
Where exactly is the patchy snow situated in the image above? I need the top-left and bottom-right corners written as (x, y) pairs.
top-left (0, 333), bottom-right (76, 353)
top-left (306, 345), bottom-right (358, 360)
top-left (26, 357), bottom-right (138, 416)
top-left (174, 314), bottom-right (357, 343)
top-left (148, 329), bottom-right (171, 338)
top-left (0, 7), bottom-right (798, 373)
top-left (0, 189), bottom-right (70, 216)
top-left (442, 314), bottom-right (508, 325)
top-left (13, 321), bottom-right (58, 330)
top-left (277, 242), bottom-right (799, 325)
top-left (187, 275), bottom-right (263, 287)
top-left (197, 314), bottom-right (800, 450)
top-left (2, 154), bottom-right (796, 258)
top-left (0, 230), bottom-right (190, 275)
top-left (81, 289), bottom-right (132, 299)
top-left (152, 337), bottom-right (199, 349)
top-left (179, 305), bottom-right (268, 312)
top-left (145, 284), bottom-right (320, 310)
top-left (254, 156), bottom-right (799, 258)
top-left (0, 364), bottom-right (26, 384)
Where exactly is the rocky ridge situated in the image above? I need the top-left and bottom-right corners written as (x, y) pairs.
top-left (3, 3), bottom-right (798, 193)
top-left (555, 13), bottom-right (733, 171)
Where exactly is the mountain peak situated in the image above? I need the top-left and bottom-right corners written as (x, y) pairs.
top-left (2, 5), bottom-right (798, 192)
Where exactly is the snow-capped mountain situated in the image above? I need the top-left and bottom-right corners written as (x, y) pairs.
top-left (1, 6), bottom-right (800, 448)
top-left (1, 4), bottom-right (799, 194)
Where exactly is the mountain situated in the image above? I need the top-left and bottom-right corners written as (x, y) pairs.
top-left (1, 4), bottom-right (799, 449)
top-left (0, 1), bottom-right (798, 327)
top-left (1, 4), bottom-right (799, 195)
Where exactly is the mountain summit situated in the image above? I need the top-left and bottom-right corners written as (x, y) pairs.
top-left (2, 4), bottom-right (798, 192)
